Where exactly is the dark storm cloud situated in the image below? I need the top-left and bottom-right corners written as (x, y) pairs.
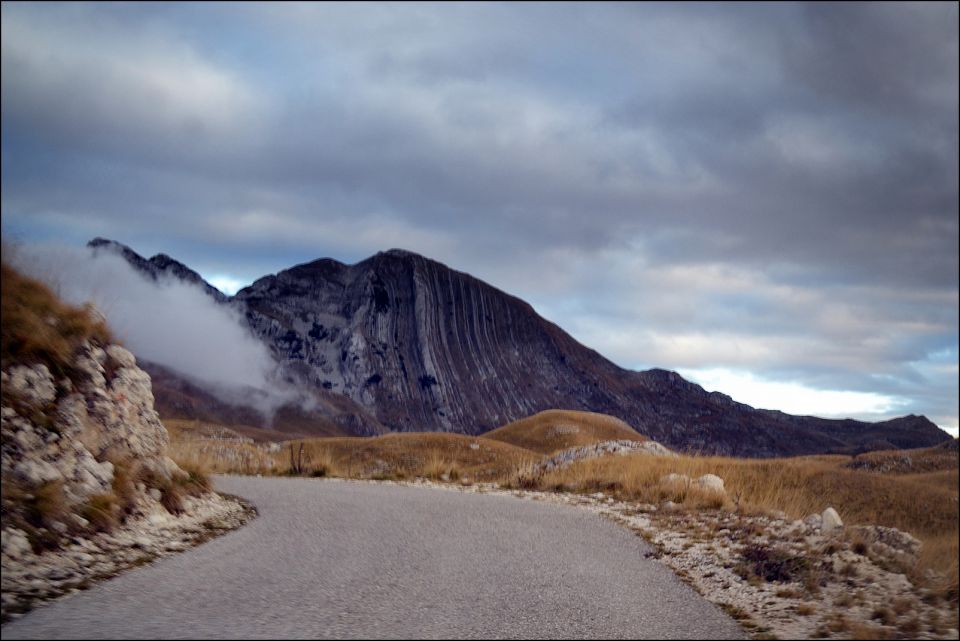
top-left (1, 2), bottom-right (957, 430)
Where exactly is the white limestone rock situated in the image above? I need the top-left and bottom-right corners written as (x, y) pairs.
top-left (4, 364), bottom-right (57, 405)
top-left (105, 345), bottom-right (137, 369)
top-left (1, 528), bottom-right (33, 560)
top-left (821, 507), bottom-right (843, 533)
top-left (696, 474), bottom-right (725, 493)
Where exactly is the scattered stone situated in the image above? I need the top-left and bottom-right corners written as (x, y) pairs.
top-left (803, 513), bottom-right (823, 529)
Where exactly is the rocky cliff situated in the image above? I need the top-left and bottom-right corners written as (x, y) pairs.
top-left (2, 344), bottom-right (180, 513)
top-left (92, 240), bottom-right (952, 457)
top-left (1, 263), bottom-right (249, 620)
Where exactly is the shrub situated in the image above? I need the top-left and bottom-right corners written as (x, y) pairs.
top-left (507, 461), bottom-right (544, 489)
top-left (82, 493), bottom-right (120, 532)
top-left (140, 463), bottom-right (209, 516)
top-left (740, 543), bottom-right (812, 583)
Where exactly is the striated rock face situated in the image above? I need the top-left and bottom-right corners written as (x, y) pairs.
top-left (94, 240), bottom-right (953, 457)
top-left (2, 343), bottom-right (179, 508)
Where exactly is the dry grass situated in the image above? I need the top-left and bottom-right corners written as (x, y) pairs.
top-left (849, 621), bottom-right (895, 640)
top-left (0, 261), bottom-right (111, 377)
top-left (484, 409), bottom-right (646, 454)
top-left (164, 419), bottom-right (278, 475)
top-left (81, 493), bottom-right (120, 533)
top-left (167, 426), bottom-right (536, 482)
top-left (277, 433), bottom-right (536, 481)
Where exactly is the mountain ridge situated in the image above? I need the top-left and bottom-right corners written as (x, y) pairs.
top-left (87, 238), bottom-right (951, 456)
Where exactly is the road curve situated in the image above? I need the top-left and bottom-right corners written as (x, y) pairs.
top-left (4, 476), bottom-right (744, 639)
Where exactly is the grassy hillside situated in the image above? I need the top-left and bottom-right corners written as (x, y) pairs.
top-left (484, 409), bottom-right (646, 454)
top-left (167, 421), bottom-right (537, 480)
top-left (0, 261), bottom-right (111, 375)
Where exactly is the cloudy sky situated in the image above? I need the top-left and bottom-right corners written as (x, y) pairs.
top-left (2, 2), bottom-right (957, 434)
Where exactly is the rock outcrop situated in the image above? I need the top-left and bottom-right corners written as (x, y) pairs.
top-left (1, 330), bottom-right (251, 621)
top-left (537, 439), bottom-right (676, 472)
top-left (2, 344), bottom-right (179, 512)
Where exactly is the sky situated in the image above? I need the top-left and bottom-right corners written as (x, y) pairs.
top-left (2, 2), bottom-right (957, 435)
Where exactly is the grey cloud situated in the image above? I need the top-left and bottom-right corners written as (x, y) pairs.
top-left (1, 2), bottom-right (956, 429)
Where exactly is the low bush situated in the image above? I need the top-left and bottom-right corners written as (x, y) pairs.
top-left (738, 543), bottom-right (812, 583)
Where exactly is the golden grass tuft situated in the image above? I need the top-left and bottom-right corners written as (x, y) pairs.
top-left (81, 493), bottom-right (120, 533)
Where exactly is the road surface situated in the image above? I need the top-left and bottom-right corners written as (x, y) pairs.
top-left (4, 476), bottom-right (744, 639)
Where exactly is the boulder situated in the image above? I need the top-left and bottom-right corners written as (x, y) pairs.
top-left (821, 507), bottom-right (843, 533)
top-left (1, 528), bottom-right (33, 560)
top-left (3, 364), bottom-right (57, 406)
top-left (695, 474), bottom-right (725, 493)
top-left (538, 439), bottom-right (675, 472)
top-left (105, 345), bottom-right (137, 370)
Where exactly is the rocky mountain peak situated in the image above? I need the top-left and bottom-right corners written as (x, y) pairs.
top-left (87, 238), bottom-right (227, 302)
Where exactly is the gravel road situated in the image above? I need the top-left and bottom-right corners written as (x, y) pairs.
top-left (4, 476), bottom-right (744, 639)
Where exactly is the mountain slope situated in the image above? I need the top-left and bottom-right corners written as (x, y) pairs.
top-left (92, 240), bottom-right (952, 456)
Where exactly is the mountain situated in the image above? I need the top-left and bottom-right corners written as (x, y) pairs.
top-left (89, 237), bottom-right (229, 303)
top-left (89, 239), bottom-right (952, 457)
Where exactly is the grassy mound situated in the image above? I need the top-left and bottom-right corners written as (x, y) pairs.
top-left (484, 409), bottom-right (646, 454)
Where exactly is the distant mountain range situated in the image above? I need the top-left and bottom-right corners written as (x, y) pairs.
top-left (88, 238), bottom-right (952, 457)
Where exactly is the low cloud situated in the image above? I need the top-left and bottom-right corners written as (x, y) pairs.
top-left (10, 243), bottom-right (296, 417)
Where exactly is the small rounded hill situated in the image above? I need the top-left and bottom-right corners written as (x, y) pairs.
top-left (484, 409), bottom-right (646, 455)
